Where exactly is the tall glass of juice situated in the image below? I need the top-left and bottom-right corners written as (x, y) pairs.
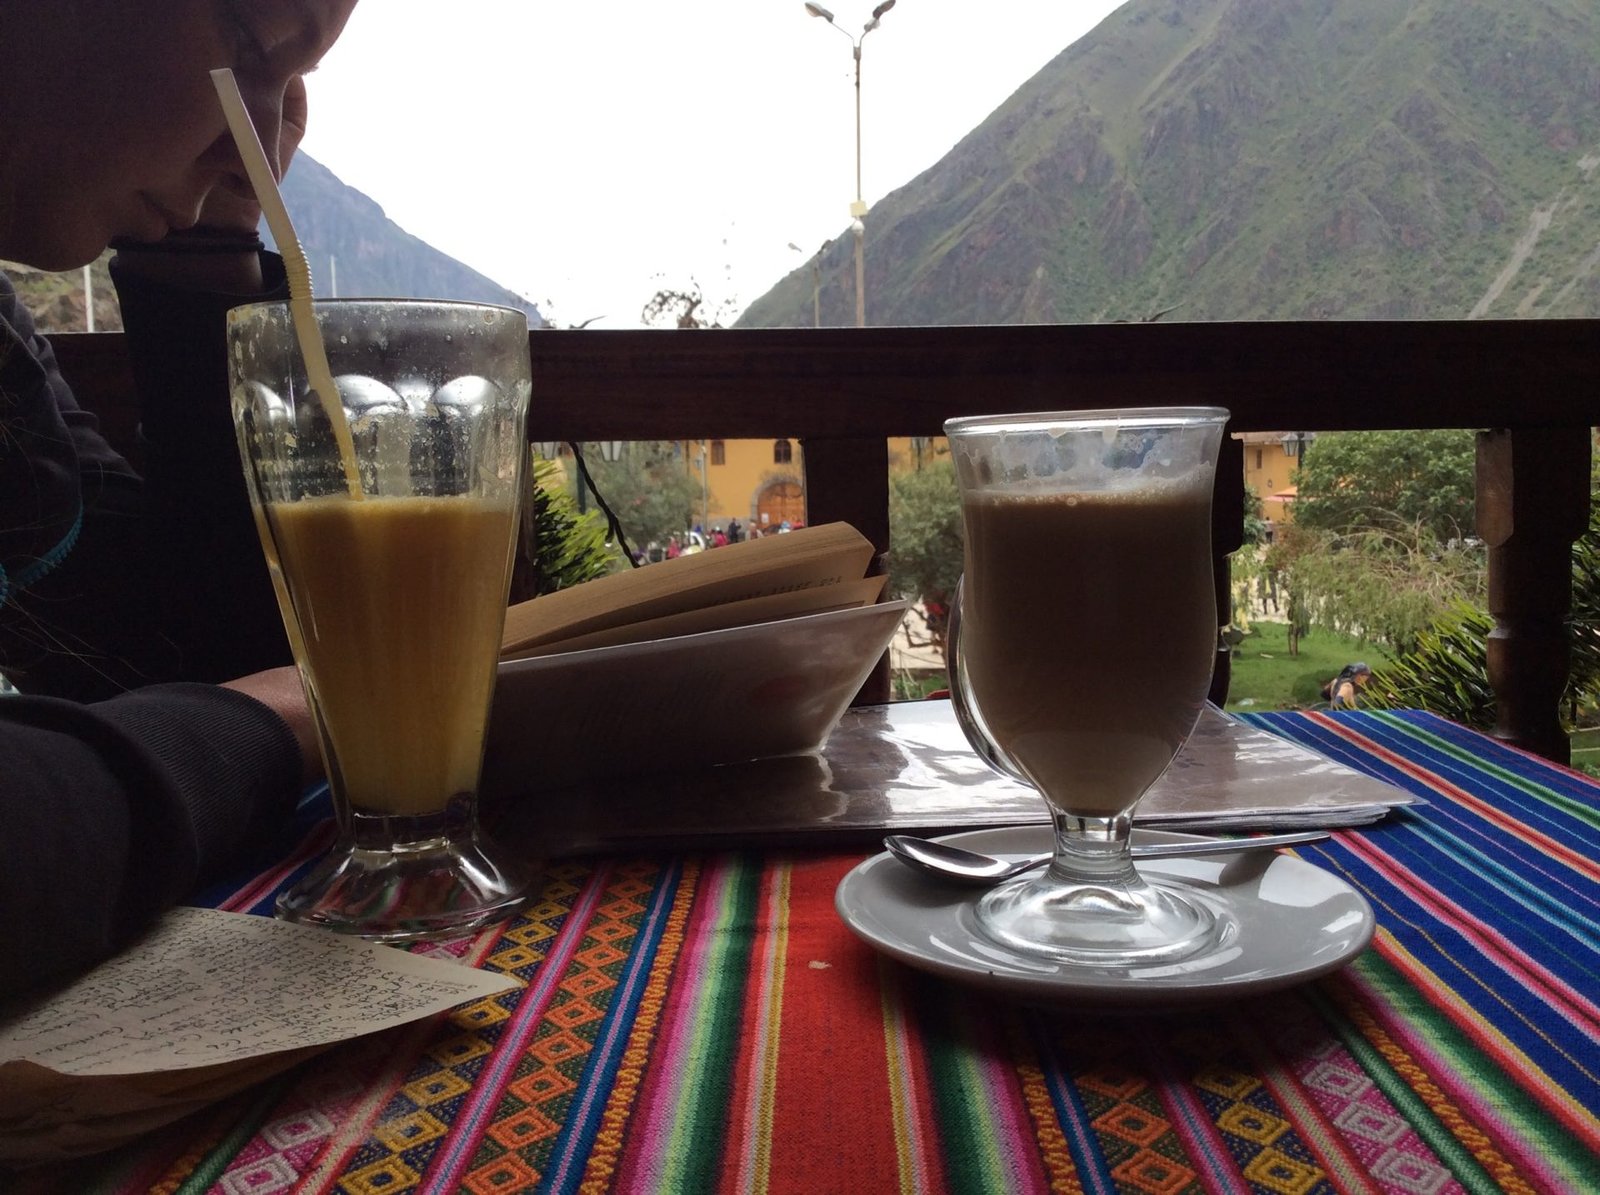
top-left (229, 299), bottom-right (532, 941)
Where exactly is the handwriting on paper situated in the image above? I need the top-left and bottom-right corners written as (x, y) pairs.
top-left (0, 908), bottom-right (518, 1076)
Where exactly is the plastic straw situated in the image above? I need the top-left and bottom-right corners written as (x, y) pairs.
top-left (210, 68), bottom-right (362, 499)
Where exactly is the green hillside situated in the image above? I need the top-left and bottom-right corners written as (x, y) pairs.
top-left (3, 255), bottom-right (121, 335)
top-left (739, 0), bottom-right (1600, 327)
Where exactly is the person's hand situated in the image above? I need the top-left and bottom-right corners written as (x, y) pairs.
top-left (222, 666), bottom-right (323, 788)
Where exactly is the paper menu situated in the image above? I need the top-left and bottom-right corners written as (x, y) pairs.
top-left (0, 907), bottom-right (519, 1078)
top-left (493, 700), bottom-right (1417, 855)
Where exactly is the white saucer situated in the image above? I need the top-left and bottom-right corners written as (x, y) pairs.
top-left (836, 826), bottom-right (1375, 1008)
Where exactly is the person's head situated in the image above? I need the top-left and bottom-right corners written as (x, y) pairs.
top-left (0, 0), bottom-right (358, 270)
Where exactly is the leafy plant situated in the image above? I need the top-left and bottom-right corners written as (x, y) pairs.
top-left (1267, 520), bottom-right (1485, 656)
top-left (509, 456), bottom-right (624, 602)
top-left (1364, 501), bottom-right (1600, 730)
top-left (640, 281), bottom-right (738, 330)
top-left (1241, 484), bottom-right (1271, 548)
top-left (1296, 429), bottom-right (1478, 541)
top-left (1362, 601), bottom-right (1497, 727)
top-left (579, 441), bottom-right (707, 554)
top-left (1569, 505), bottom-right (1600, 724)
top-left (886, 458), bottom-right (963, 662)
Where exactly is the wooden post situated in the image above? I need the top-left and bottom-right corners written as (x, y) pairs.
top-left (803, 436), bottom-right (893, 704)
top-left (1209, 434), bottom-right (1246, 707)
top-left (1475, 426), bottom-right (1591, 762)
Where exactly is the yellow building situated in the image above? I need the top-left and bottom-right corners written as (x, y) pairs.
top-left (543, 439), bottom-right (807, 538)
top-left (1237, 431), bottom-right (1315, 531)
top-left (683, 438), bottom-right (807, 534)
top-left (683, 435), bottom-right (949, 535)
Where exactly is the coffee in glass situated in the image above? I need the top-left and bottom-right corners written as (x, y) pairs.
top-left (946, 407), bottom-right (1229, 964)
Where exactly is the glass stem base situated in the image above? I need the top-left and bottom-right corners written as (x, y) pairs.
top-left (973, 811), bottom-right (1222, 966)
top-left (277, 798), bottom-right (531, 942)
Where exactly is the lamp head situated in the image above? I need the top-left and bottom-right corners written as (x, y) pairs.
top-left (804, 3), bottom-right (835, 21)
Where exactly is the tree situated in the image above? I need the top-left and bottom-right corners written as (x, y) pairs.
top-left (887, 458), bottom-right (963, 661)
top-left (1364, 498), bottom-right (1600, 734)
top-left (510, 457), bottom-right (623, 601)
top-left (1295, 429), bottom-right (1477, 541)
top-left (580, 441), bottom-right (705, 553)
top-left (1264, 518), bottom-right (1483, 657)
top-left (1262, 429), bottom-right (1485, 657)
top-left (1227, 486), bottom-right (1274, 635)
top-left (1241, 484), bottom-right (1271, 548)
top-left (640, 281), bottom-right (738, 330)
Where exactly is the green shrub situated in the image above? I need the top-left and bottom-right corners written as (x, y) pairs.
top-left (1364, 502), bottom-right (1600, 729)
top-left (887, 458), bottom-right (963, 661)
top-left (1363, 601), bottom-right (1497, 727)
top-left (510, 456), bottom-right (625, 601)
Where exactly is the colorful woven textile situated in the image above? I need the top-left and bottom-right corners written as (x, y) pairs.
top-left (13, 710), bottom-right (1600, 1193)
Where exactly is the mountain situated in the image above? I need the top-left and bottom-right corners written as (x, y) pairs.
top-left (275, 154), bottom-right (541, 322)
top-left (5, 155), bottom-right (540, 337)
top-left (738, 0), bottom-right (1600, 327)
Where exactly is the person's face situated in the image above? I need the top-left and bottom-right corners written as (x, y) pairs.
top-left (0, 0), bottom-right (358, 270)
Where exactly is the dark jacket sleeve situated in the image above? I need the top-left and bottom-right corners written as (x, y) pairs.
top-left (0, 684), bottom-right (300, 1000)
top-left (108, 254), bottom-right (293, 685)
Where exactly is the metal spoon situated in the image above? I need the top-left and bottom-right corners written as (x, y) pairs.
top-left (883, 830), bottom-right (1331, 887)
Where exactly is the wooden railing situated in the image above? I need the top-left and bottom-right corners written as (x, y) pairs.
top-left (50, 319), bottom-right (1598, 761)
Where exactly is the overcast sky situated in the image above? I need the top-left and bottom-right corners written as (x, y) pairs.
top-left (300, 1), bottom-right (1125, 327)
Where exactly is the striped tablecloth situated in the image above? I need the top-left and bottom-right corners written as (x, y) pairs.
top-left (14, 710), bottom-right (1600, 1193)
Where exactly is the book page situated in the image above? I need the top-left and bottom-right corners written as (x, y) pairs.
top-left (502, 575), bottom-right (888, 659)
top-left (0, 908), bottom-right (518, 1078)
top-left (501, 522), bottom-right (874, 654)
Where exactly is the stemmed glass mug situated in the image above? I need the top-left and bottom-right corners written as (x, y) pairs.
top-left (945, 408), bottom-right (1229, 965)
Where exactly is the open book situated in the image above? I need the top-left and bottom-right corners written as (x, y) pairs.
top-left (487, 524), bottom-right (905, 795)
top-left (500, 522), bottom-right (886, 659)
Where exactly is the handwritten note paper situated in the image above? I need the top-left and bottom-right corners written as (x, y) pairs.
top-left (0, 907), bottom-right (519, 1077)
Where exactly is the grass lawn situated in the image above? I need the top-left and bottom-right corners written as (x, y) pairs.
top-left (1571, 727), bottom-right (1600, 776)
top-left (894, 620), bottom-right (1391, 713)
top-left (1224, 621), bottom-right (1393, 713)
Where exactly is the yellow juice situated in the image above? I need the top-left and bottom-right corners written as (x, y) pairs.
top-left (267, 494), bottom-right (515, 816)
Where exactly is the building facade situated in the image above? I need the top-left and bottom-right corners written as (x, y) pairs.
top-left (1237, 431), bottom-right (1315, 530)
top-left (684, 438), bottom-right (807, 533)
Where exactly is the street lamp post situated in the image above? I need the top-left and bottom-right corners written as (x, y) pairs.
top-left (790, 239), bottom-right (833, 328)
top-left (804, 1), bottom-right (895, 328)
top-left (813, 239), bottom-right (831, 328)
top-left (82, 264), bottom-right (95, 332)
top-left (697, 440), bottom-right (711, 532)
